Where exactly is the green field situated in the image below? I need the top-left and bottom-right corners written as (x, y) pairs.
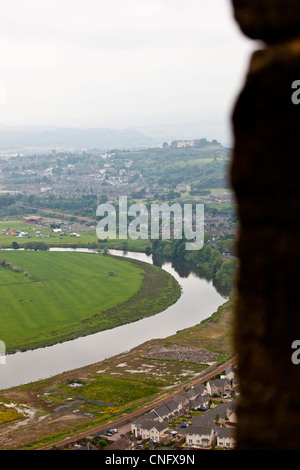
top-left (0, 250), bottom-right (181, 353)
top-left (0, 220), bottom-right (150, 251)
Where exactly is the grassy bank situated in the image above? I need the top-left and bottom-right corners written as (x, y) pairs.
top-left (0, 299), bottom-right (234, 449)
top-left (0, 250), bottom-right (181, 354)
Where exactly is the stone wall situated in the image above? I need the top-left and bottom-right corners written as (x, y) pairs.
top-left (230, 1), bottom-right (300, 449)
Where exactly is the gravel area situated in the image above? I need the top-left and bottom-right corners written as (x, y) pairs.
top-left (144, 345), bottom-right (218, 364)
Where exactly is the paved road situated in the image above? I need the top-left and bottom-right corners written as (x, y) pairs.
top-left (38, 355), bottom-right (237, 450)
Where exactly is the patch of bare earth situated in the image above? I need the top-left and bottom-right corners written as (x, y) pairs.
top-left (144, 344), bottom-right (218, 364)
top-left (0, 409), bottom-right (90, 449)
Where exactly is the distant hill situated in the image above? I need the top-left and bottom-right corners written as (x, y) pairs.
top-left (137, 120), bottom-right (232, 148)
top-left (0, 126), bottom-right (155, 153)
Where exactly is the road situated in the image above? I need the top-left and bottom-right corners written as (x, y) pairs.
top-left (37, 355), bottom-right (237, 450)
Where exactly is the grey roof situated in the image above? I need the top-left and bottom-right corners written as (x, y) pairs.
top-left (190, 395), bottom-right (210, 406)
top-left (216, 427), bottom-right (236, 438)
top-left (186, 425), bottom-right (213, 436)
top-left (154, 399), bottom-right (179, 417)
top-left (154, 403), bottom-right (172, 417)
top-left (208, 378), bottom-right (231, 387)
top-left (142, 419), bottom-right (169, 432)
top-left (145, 410), bottom-right (159, 420)
top-left (133, 418), bottom-right (168, 432)
top-left (165, 399), bottom-right (180, 412)
top-left (185, 384), bottom-right (206, 399)
top-left (225, 365), bottom-right (237, 375)
top-left (172, 392), bottom-right (189, 404)
top-left (191, 384), bottom-right (206, 395)
top-left (109, 436), bottom-right (132, 450)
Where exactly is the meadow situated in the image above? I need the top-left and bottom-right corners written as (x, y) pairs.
top-left (0, 220), bottom-right (150, 251)
top-left (0, 250), bottom-right (180, 353)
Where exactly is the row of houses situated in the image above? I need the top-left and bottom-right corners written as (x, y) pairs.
top-left (130, 365), bottom-right (238, 450)
top-left (186, 423), bottom-right (235, 449)
top-left (184, 400), bottom-right (237, 449)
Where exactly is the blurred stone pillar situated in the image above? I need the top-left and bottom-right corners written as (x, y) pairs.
top-left (230, 0), bottom-right (300, 449)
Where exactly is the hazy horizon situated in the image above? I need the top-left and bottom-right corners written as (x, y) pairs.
top-left (0, 0), bottom-right (256, 134)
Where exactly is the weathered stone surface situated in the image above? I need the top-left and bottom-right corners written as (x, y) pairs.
top-left (230, 40), bottom-right (300, 449)
top-left (232, 0), bottom-right (300, 43)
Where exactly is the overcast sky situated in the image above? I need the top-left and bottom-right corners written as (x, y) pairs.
top-left (0, 0), bottom-right (256, 130)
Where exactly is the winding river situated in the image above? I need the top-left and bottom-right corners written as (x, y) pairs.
top-left (0, 248), bottom-right (227, 390)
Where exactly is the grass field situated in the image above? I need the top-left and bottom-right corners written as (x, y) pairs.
top-left (0, 220), bottom-right (151, 251)
top-left (0, 250), bottom-right (181, 353)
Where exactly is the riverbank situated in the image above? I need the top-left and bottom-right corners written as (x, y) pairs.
top-left (0, 250), bottom-right (181, 354)
top-left (0, 218), bottom-right (235, 297)
top-left (0, 299), bottom-right (233, 450)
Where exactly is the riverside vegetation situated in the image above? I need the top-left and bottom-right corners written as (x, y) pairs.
top-left (0, 250), bottom-right (181, 354)
top-left (0, 298), bottom-right (233, 450)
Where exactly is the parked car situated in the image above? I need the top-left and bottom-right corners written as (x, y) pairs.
top-left (105, 431), bottom-right (113, 436)
top-left (197, 406), bottom-right (208, 412)
top-left (108, 428), bottom-right (118, 434)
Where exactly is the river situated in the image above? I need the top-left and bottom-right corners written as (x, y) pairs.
top-left (0, 248), bottom-right (227, 389)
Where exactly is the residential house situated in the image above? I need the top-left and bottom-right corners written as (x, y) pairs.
top-left (226, 400), bottom-right (237, 424)
top-left (109, 435), bottom-right (133, 450)
top-left (172, 392), bottom-right (190, 410)
top-left (206, 378), bottom-right (232, 397)
top-left (225, 365), bottom-right (238, 381)
top-left (185, 425), bottom-right (216, 448)
top-left (232, 379), bottom-right (240, 396)
top-left (189, 394), bottom-right (210, 410)
top-left (131, 418), bottom-right (169, 442)
top-left (185, 384), bottom-right (207, 401)
top-left (216, 427), bottom-right (236, 449)
top-left (152, 399), bottom-right (182, 422)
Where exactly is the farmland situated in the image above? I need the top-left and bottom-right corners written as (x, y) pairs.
top-left (0, 220), bottom-right (150, 252)
top-left (0, 250), bottom-right (181, 354)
